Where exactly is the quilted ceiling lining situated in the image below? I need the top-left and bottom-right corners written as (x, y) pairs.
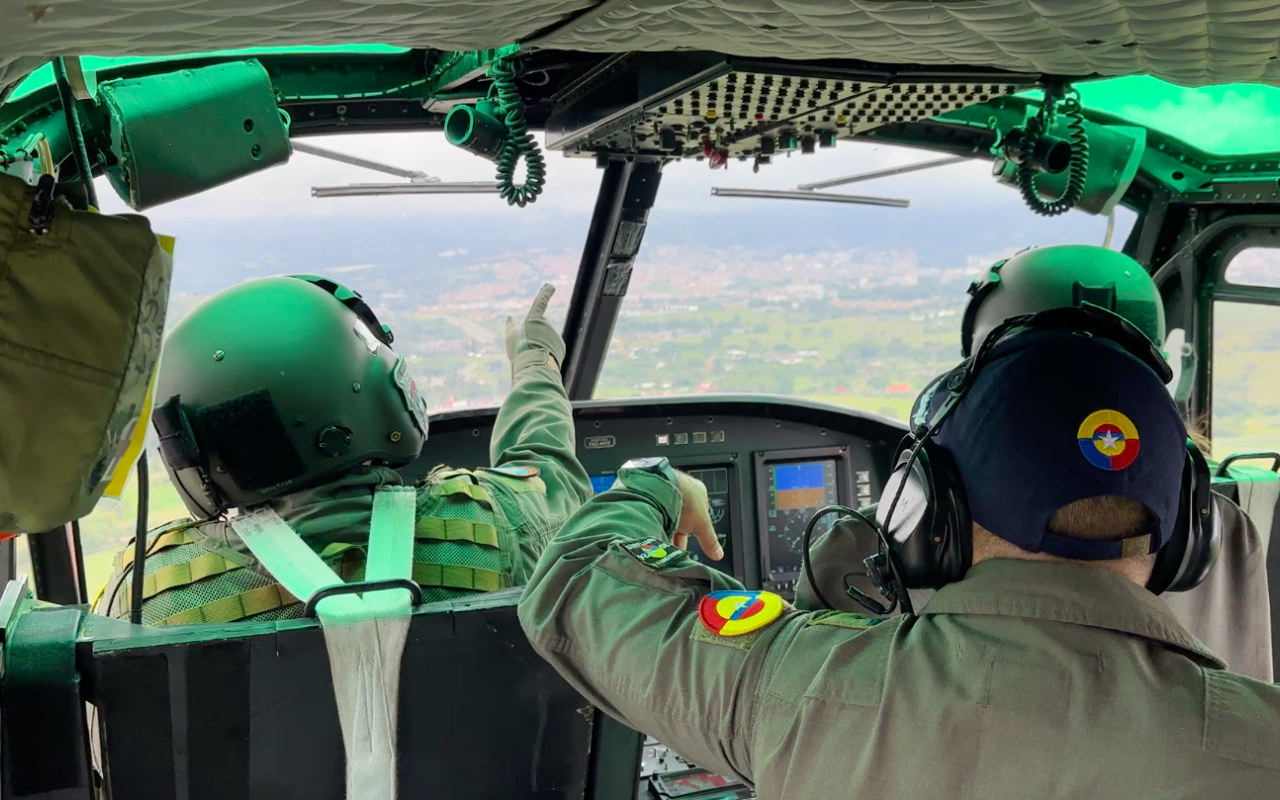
top-left (4, 0), bottom-right (1280, 95)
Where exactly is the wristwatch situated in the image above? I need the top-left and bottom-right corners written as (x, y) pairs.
top-left (616, 457), bottom-right (682, 531)
top-left (619, 456), bottom-right (678, 482)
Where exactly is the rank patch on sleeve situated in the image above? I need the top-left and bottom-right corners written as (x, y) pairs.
top-left (622, 537), bottom-right (685, 569)
top-left (806, 611), bottom-right (884, 631)
top-left (699, 590), bottom-right (785, 636)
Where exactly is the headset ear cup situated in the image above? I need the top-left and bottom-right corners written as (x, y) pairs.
top-left (924, 444), bottom-right (972, 588)
top-left (876, 445), bottom-right (971, 590)
top-left (1149, 445), bottom-right (1221, 594)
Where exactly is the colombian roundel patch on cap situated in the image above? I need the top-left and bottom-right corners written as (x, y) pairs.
top-left (698, 590), bottom-right (784, 637)
top-left (1077, 409), bottom-right (1140, 471)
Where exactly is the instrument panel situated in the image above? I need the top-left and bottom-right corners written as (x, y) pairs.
top-left (409, 395), bottom-right (903, 598)
top-left (408, 395), bottom-right (904, 799)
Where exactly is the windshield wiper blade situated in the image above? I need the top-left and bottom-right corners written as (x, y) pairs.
top-left (293, 140), bottom-right (440, 183)
top-left (710, 187), bottom-right (909, 208)
top-left (312, 182), bottom-right (500, 198)
top-left (795, 155), bottom-right (968, 191)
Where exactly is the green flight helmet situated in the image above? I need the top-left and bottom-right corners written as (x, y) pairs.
top-left (961, 244), bottom-right (1166, 357)
top-left (151, 275), bottom-right (429, 519)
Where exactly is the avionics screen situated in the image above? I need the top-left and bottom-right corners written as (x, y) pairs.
top-left (590, 468), bottom-right (734, 567)
top-left (764, 460), bottom-right (839, 580)
top-left (590, 474), bottom-right (616, 494)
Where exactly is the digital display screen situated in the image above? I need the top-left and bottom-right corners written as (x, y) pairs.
top-left (590, 474), bottom-right (617, 494)
top-left (590, 468), bottom-right (733, 567)
top-left (684, 466), bottom-right (731, 564)
top-left (764, 460), bottom-right (839, 582)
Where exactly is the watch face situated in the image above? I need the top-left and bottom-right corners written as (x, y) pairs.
top-left (625, 457), bottom-right (668, 471)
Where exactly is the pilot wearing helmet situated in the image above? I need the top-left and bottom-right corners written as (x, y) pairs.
top-left (862, 243), bottom-right (1271, 683)
top-left (518, 298), bottom-right (1280, 796)
top-left (95, 276), bottom-right (590, 626)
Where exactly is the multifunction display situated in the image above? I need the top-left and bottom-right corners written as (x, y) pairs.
top-left (762, 459), bottom-right (839, 593)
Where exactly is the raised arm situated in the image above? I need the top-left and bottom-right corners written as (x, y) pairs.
top-left (489, 284), bottom-right (592, 517)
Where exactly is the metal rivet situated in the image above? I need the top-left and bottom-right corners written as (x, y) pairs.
top-left (294, 415), bottom-right (306, 426)
top-left (390, 431), bottom-right (402, 443)
top-left (213, 350), bottom-right (225, 361)
top-left (352, 382), bottom-right (361, 393)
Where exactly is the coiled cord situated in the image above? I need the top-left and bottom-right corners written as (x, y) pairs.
top-left (489, 57), bottom-right (546, 208)
top-left (1017, 87), bottom-right (1089, 217)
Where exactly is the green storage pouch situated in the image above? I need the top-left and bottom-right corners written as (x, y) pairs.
top-left (0, 173), bottom-right (173, 533)
top-left (99, 60), bottom-right (292, 210)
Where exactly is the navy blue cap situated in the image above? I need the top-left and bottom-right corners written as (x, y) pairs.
top-left (923, 329), bottom-right (1185, 560)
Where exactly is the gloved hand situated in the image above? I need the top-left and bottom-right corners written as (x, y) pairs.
top-left (505, 283), bottom-right (566, 371)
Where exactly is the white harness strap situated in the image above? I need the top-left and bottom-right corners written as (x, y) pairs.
top-left (232, 486), bottom-right (417, 800)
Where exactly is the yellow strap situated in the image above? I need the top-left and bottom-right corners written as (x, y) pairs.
top-left (117, 528), bottom-right (196, 571)
top-left (415, 517), bottom-right (500, 548)
top-left (438, 478), bottom-right (492, 507)
top-left (413, 563), bottom-right (507, 592)
top-left (139, 552), bottom-right (240, 601)
top-left (157, 583), bottom-right (299, 627)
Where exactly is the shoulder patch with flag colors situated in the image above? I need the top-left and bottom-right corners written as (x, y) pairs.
top-left (622, 537), bottom-right (685, 569)
top-left (1077, 409), bottom-right (1140, 471)
top-left (482, 465), bottom-right (540, 478)
top-left (699, 590), bottom-right (785, 636)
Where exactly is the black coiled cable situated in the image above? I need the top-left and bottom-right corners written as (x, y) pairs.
top-left (1017, 87), bottom-right (1089, 217)
top-left (489, 57), bottom-right (546, 208)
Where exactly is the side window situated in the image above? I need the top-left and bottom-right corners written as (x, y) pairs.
top-left (1213, 296), bottom-right (1280, 460)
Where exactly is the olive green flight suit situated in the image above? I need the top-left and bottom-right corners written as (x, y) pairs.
top-left (518, 468), bottom-right (1280, 799)
top-left (96, 336), bottom-right (590, 626)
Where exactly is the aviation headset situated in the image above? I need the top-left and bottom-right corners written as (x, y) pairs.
top-left (852, 304), bottom-right (1220, 615)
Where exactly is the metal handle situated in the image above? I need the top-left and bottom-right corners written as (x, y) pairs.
top-left (1215, 451), bottom-right (1280, 477)
top-left (303, 578), bottom-right (423, 618)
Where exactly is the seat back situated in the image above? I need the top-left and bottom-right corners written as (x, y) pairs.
top-left (87, 589), bottom-right (592, 800)
top-left (1210, 460), bottom-right (1280, 682)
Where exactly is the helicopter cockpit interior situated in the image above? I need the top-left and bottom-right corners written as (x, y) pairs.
top-left (4, 3), bottom-right (1280, 798)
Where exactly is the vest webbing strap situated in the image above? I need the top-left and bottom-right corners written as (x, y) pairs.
top-left (135, 552), bottom-right (241, 603)
top-left (415, 516), bottom-right (500, 548)
top-left (437, 478), bottom-right (491, 507)
top-left (337, 561), bottom-right (507, 592)
top-left (414, 563), bottom-right (508, 592)
top-left (157, 583), bottom-right (298, 627)
top-left (116, 528), bottom-right (195, 571)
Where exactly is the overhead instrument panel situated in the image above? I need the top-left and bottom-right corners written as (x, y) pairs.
top-left (545, 54), bottom-right (1034, 165)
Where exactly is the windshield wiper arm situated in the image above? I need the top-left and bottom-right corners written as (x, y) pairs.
top-left (710, 187), bottom-right (909, 208)
top-left (312, 182), bottom-right (500, 198)
top-left (795, 155), bottom-right (968, 191)
top-left (293, 140), bottom-right (440, 183)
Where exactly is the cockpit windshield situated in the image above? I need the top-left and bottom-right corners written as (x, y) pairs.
top-left (28, 131), bottom-right (1136, 596)
top-left (597, 148), bottom-right (1134, 418)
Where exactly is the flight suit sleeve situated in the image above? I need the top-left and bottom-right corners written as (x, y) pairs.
top-left (518, 468), bottom-right (802, 783)
top-left (489, 347), bottom-right (592, 520)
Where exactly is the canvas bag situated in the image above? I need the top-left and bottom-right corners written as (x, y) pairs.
top-left (0, 172), bottom-right (172, 532)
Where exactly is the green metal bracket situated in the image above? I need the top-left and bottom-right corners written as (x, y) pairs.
top-left (426, 44), bottom-right (519, 96)
top-left (0, 577), bottom-right (92, 799)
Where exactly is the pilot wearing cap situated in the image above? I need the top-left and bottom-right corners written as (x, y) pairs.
top-left (519, 319), bottom-right (1280, 797)
top-left (95, 278), bottom-right (591, 625)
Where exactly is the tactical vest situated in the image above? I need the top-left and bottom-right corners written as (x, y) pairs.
top-left (102, 467), bottom-right (545, 627)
